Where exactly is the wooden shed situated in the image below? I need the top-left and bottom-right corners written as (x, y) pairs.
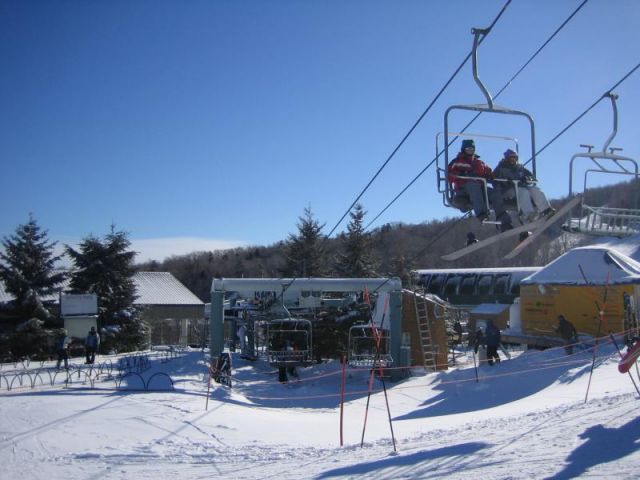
top-left (401, 290), bottom-right (452, 371)
top-left (520, 246), bottom-right (640, 339)
top-left (468, 303), bottom-right (511, 332)
top-left (134, 272), bottom-right (205, 346)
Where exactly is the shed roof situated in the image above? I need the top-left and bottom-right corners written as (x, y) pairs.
top-left (521, 246), bottom-right (640, 286)
top-left (133, 272), bottom-right (203, 306)
top-left (594, 233), bottom-right (640, 262)
top-left (0, 272), bottom-right (203, 306)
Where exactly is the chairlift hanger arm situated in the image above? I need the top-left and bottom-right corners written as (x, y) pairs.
top-left (602, 92), bottom-right (619, 154)
top-left (471, 27), bottom-right (493, 109)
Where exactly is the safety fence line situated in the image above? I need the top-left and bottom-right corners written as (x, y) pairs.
top-left (0, 357), bottom-right (49, 371)
top-left (0, 345), bottom-right (183, 373)
top-left (233, 347), bottom-right (628, 402)
top-left (227, 331), bottom-right (629, 389)
top-left (0, 351), bottom-right (182, 393)
top-left (227, 355), bottom-right (625, 402)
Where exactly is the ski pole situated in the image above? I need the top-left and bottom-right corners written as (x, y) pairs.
top-left (360, 367), bottom-right (375, 447)
top-left (580, 266), bottom-right (607, 403)
top-left (377, 359), bottom-right (397, 452)
top-left (580, 268), bottom-right (640, 399)
top-left (377, 296), bottom-right (396, 451)
top-left (340, 354), bottom-right (346, 447)
top-left (205, 363), bottom-right (212, 411)
top-left (472, 349), bottom-right (478, 383)
top-left (360, 293), bottom-right (395, 448)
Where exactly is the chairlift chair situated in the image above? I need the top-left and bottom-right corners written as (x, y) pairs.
top-left (266, 318), bottom-right (313, 367)
top-left (437, 131), bottom-right (523, 216)
top-left (347, 324), bottom-right (393, 368)
top-left (565, 93), bottom-right (640, 236)
top-left (437, 27), bottom-right (538, 225)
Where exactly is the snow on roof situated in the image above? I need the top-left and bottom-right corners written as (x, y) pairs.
top-left (133, 272), bottom-right (203, 306)
top-left (521, 246), bottom-right (640, 286)
top-left (0, 272), bottom-right (203, 306)
top-left (592, 233), bottom-right (640, 262)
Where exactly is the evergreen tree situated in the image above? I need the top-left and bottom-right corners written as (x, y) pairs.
top-left (389, 254), bottom-right (414, 286)
top-left (334, 204), bottom-right (378, 277)
top-left (66, 227), bottom-right (147, 352)
top-left (0, 215), bottom-right (66, 318)
top-left (281, 207), bottom-right (326, 277)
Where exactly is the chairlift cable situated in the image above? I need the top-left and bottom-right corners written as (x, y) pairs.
top-left (523, 61), bottom-right (640, 167)
top-left (326, 0), bottom-right (513, 239)
top-left (364, 0), bottom-right (590, 230)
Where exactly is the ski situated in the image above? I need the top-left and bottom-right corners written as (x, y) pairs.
top-left (503, 195), bottom-right (582, 260)
top-left (442, 218), bottom-right (545, 261)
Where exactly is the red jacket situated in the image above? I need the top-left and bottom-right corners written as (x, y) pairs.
top-left (448, 153), bottom-right (493, 191)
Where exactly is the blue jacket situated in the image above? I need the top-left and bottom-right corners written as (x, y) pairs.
top-left (85, 331), bottom-right (100, 349)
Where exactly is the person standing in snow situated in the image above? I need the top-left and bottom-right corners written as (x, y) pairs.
top-left (555, 314), bottom-right (578, 355)
top-left (56, 329), bottom-right (71, 369)
top-left (484, 320), bottom-right (501, 366)
top-left (85, 326), bottom-right (100, 364)
top-left (470, 327), bottom-right (484, 354)
top-left (237, 324), bottom-right (247, 353)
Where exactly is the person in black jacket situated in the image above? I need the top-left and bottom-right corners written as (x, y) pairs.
top-left (469, 327), bottom-right (485, 357)
top-left (484, 320), bottom-right (501, 366)
top-left (555, 314), bottom-right (578, 355)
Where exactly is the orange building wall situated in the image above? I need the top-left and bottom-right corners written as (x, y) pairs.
top-left (520, 284), bottom-right (631, 337)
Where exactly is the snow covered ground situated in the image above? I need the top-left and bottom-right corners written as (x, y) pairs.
top-left (1, 340), bottom-right (639, 479)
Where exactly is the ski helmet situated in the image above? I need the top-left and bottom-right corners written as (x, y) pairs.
top-left (461, 139), bottom-right (475, 151)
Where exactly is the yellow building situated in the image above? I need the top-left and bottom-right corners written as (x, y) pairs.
top-left (520, 246), bottom-right (640, 338)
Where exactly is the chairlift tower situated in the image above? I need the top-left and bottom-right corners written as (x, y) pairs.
top-left (210, 277), bottom-right (406, 379)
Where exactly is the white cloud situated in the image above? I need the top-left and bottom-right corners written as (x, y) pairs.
top-left (131, 237), bottom-right (247, 263)
top-left (49, 236), bottom-right (247, 267)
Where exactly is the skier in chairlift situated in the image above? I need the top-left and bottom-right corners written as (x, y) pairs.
top-left (493, 149), bottom-right (555, 225)
top-left (448, 139), bottom-right (495, 222)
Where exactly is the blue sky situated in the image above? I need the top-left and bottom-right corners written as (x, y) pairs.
top-left (1, 0), bottom-right (639, 263)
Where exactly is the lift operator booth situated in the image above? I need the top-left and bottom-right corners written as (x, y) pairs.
top-left (210, 277), bottom-right (405, 379)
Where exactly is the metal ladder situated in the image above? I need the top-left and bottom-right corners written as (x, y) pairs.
top-left (413, 292), bottom-right (438, 372)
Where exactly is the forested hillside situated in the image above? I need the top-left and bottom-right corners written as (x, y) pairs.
top-left (136, 180), bottom-right (639, 301)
